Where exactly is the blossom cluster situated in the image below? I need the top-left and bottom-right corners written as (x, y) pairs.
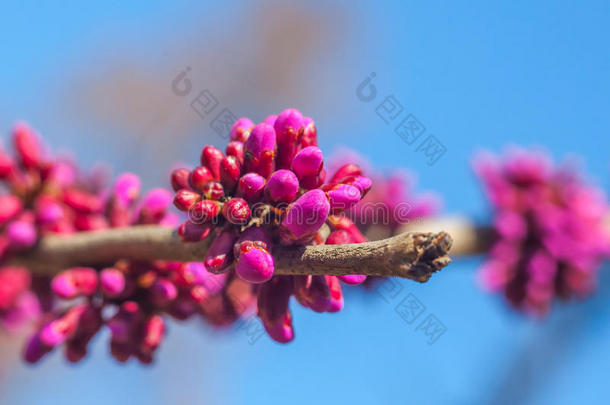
top-left (474, 149), bottom-right (610, 316)
top-left (0, 122), bottom-right (252, 364)
top-left (172, 109), bottom-right (371, 342)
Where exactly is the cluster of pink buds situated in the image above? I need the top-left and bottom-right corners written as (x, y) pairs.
top-left (24, 172), bottom-right (248, 364)
top-left (474, 149), bottom-right (610, 316)
top-left (172, 109), bottom-right (372, 342)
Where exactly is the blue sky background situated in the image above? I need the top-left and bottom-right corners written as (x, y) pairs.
top-left (1, 1), bottom-right (609, 404)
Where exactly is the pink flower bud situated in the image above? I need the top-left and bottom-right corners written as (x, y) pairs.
top-left (326, 275), bottom-right (344, 312)
top-left (150, 278), bottom-right (178, 306)
top-left (174, 262), bottom-right (207, 286)
top-left (266, 170), bottom-right (299, 203)
top-left (291, 146), bottom-right (324, 189)
top-left (328, 216), bottom-right (367, 243)
top-left (225, 141), bottom-right (244, 164)
top-left (219, 155), bottom-right (241, 192)
top-left (230, 117), bottom-right (254, 142)
top-left (274, 108), bottom-right (304, 169)
top-left (23, 334), bottom-right (50, 363)
top-left (139, 189), bottom-right (172, 224)
top-left (300, 116), bottom-right (317, 148)
top-left (204, 228), bottom-right (238, 273)
top-left (178, 221), bottom-right (213, 242)
top-left (337, 274), bottom-right (367, 285)
top-left (141, 315), bottom-right (165, 355)
top-left (0, 195), bottom-right (22, 224)
top-left (6, 219), bottom-right (37, 249)
top-left (342, 175), bottom-right (372, 196)
top-left (171, 168), bottom-right (191, 192)
top-left (200, 146), bottom-right (224, 180)
top-left (236, 173), bottom-right (266, 202)
top-left (281, 189), bottom-right (330, 241)
top-left (258, 277), bottom-right (294, 343)
top-left (235, 241), bottom-right (274, 283)
top-left (244, 123), bottom-right (276, 178)
top-left (222, 198), bottom-right (251, 225)
top-left (189, 166), bottom-right (215, 192)
top-left (190, 200), bottom-right (221, 223)
top-left (100, 268), bottom-right (126, 297)
top-left (0, 146), bottom-right (14, 178)
top-left (202, 181), bottom-right (225, 200)
top-left (329, 163), bottom-right (362, 184)
top-left (74, 214), bottom-right (109, 231)
top-left (12, 122), bottom-right (42, 169)
top-left (63, 188), bottom-right (103, 213)
top-left (113, 173), bottom-right (141, 207)
top-left (263, 114), bottom-right (278, 126)
top-left (325, 184), bottom-right (361, 214)
top-left (294, 275), bottom-right (332, 312)
top-left (51, 267), bottom-right (98, 299)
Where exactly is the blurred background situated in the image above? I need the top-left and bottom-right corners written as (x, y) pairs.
top-left (1, 1), bottom-right (609, 404)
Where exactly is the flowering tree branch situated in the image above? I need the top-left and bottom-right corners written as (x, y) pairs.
top-left (7, 225), bottom-right (452, 282)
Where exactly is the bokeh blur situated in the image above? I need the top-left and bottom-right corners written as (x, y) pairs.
top-left (1, 1), bottom-right (609, 404)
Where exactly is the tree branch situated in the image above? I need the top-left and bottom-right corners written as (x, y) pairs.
top-left (7, 225), bottom-right (453, 282)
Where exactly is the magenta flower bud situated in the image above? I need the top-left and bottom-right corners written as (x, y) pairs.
top-left (294, 275), bottom-right (332, 312)
top-left (173, 189), bottom-right (200, 211)
top-left (0, 146), bottom-right (14, 178)
top-left (189, 166), bottom-right (214, 192)
top-left (114, 173), bottom-right (141, 207)
top-left (326, 184), bottom-right (361, 214)
top-left (171, 168), bottom-right (191, 192)
top-left (6, 219), bottom-right (37, 249)
top-left (23, 334), bottom-right (50, 363)
top-left (328, 216), bottom-right (367, 243)
top-left (266, 170), bottom-right (299, 203)
top-left (219, 155), bottom-right (241, 192)
top-left (178, 221), bottom-right (213, 242)
top-left (204, 228), bottom-right (238, 273)
top-left (190, 200), bottom-right (221, 223)
top-left (200, 146), bottom-right (224, 180)
top-left (244, 123), bottom-right (276, 178)
top-left (222, 198), bottom-right (251, 225)
top-left (236, 173), bottom-right (266, 202)
top-left (174, 262), bottom-right (207, 286)
top-left (150, 278), bottom-right (178, 306)
top-left (0, 195), bottom-right (22, 224)
top-left (225, 141), bottom-right (244, 164)
top-left (235, 241), bottom-right (275, 283)
top-left (63, 188), bottom-right (103, 214)
top-left (339, 175), bottom-right (372, 197)
top-left (51, 267), bottom-right (98, 299)
top-left (202, 181), bottom-right (225, 200)
top-left (100, 268), bottom-right (126, 297)
top-left (281, 189), bottom-right (330, 241)
top-left (329, 163), bottom-right (363, 184)
top-left (35, 197), bottom-right (63, 225)
top-left (326, 275), bottom-right (344, 312)
top-left (338, 274), bottom-right (367, 285)
top-left (274, 108), bottom-right (304, 169)
top-left (300, 116), bottom-right (317, 148)
top-left (139, 189), bottom-right (172, 224)
top-left (291, 146), bottom-right (324, 189)
top-left (230, 117), bottom-right (254, 142)
top-left (74, 214), bottom-right (109, 231)
top-left (258, 277), bottom-right (294, 343)
top-left (141, 315), bottom-right (165, 355)
top-left (13, 122), bottom-right (42, 169)
top-left (263, 114), bottom-right (278, 126)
